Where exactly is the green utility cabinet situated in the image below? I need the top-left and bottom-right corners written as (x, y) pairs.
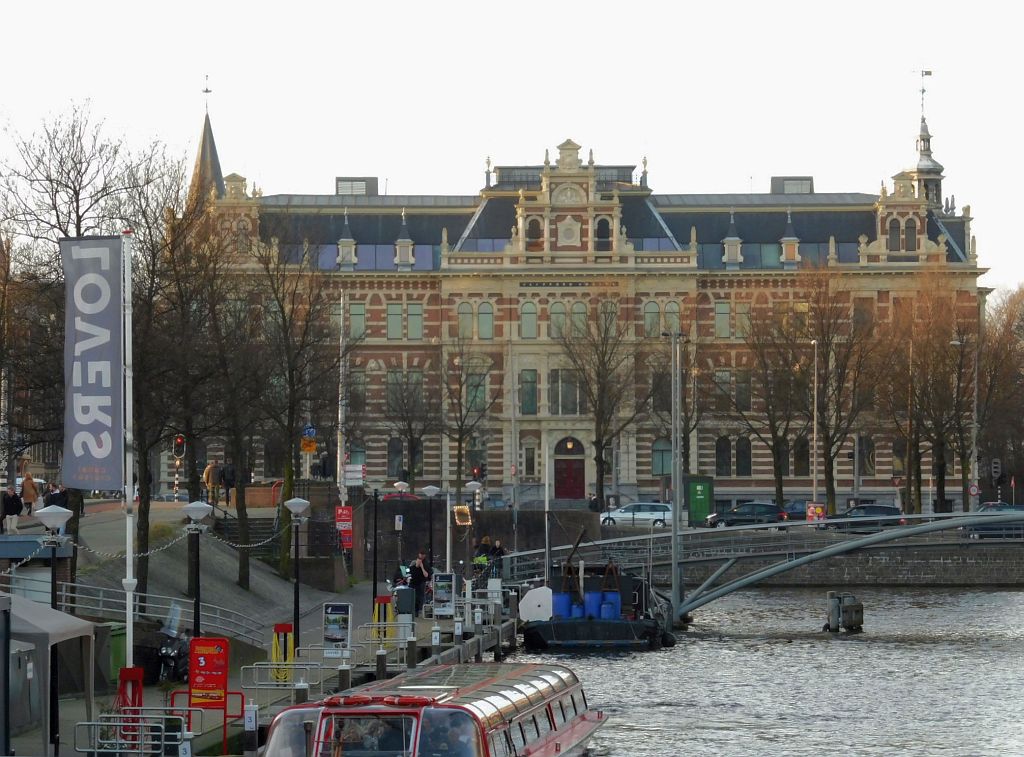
top-left (684, 476), bottom-right (714, 527)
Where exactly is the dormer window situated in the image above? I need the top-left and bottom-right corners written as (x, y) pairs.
top-left (887, 219), bottom-right (901, 252)
top-left (527, 218), bottom-right (544, 251)
top-left (595, 217), bottom-right (612, 251)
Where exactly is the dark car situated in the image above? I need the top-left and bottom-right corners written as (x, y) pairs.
top-left (962, 502), bottom-right (1024, 539)
top-left (783, 500), bottom-right (809, 521)
top-left (708, 501), bottom-right (788, 528)
top-left (830, 504), bottom-right (906, 533)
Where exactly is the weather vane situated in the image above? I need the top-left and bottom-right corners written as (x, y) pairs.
top-left (202, 74), bottom-right (212, 113)
top-left (916, 69), bottom-right (932, 118)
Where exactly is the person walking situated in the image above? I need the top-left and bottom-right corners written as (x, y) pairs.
top-left (3, 485), bottom-right (24, 534)
top-left (20, 472), bottom-right (40, 516)
top-left (408, 549), bottom-right (432, 617)
top-left (202, 459), bottom-right (221, 505)
top-left (220, 461), bottom-right (237, 507)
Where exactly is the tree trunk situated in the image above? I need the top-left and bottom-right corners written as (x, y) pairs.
top-left (232, 432), bottom-right (250, 590)
top-left (593, 440), bottom-right (606, 513)
top-left (825, 453), bottom-right (837, 515)
top-left (136, 498), bottom-right (151, 609)
top-left (65, 488), bottom-right (84, 583)
top-left (935, 439), bottom-right (948, 513)
top-left (279, 456), bottom-right (294, 576)
top-left (772, 450), bottom-right (786, 508)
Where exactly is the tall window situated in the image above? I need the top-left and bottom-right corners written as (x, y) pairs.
top-left (595, 217), bottom-right (612, 251)
top-left (715, 301), bottom-right (731, 338)
top-left (736, 303), bottom-right (751, 338)
top-left (467, 373), bottom-right (487, 412)
top-left (736, 436), bottom-right (752, 476)
top-left (736, 370), bottom-right (752, 412)
top-left (714, 369), bottom-right (731, 411)
top-left (888, 219), bottom-right (901, 252)
top-left (467, 437), bottom-right (486, 472)
top-left (520, 302), bottom-right (538, 339)
top-left (387, 303), bottom-right (402, 340)
top-left (857, 435), bottom-right (876, 477)
top-left (350, 302), bottom-right (366, 339)
top-left (715, 436), bottom-right (732, 477)
top-left (407, 303), bottom-right (423, 340)
top-left (550, 369), bottom-right (585, 415)
top-left (387, 437), bottom-right (403, 478)
top-left (571, 302), bottom-right (587, 337)
top-left (348, 370), bottom-right (366, 413)
top-left (778, 438), bottom-right (790, 477)
top-left (652, 371), bottom-right (671, 413)
top-left (549, 302), bottom-right (566, 339)
top-left (458, 302), bottom-right (473, 339)
top-left (478, 302), bottom-right (494, 340)
top-left (664, 301), bottom-right (680, 335)
top-left (600, 300), bottom-right (617, 331)
top-left (386, 369), bottom-right (403, 413)
top-left (410, 439), bottom-right (423, 477)
top-left (519, 369), bottom-right (538, 415)
top-left (892, 437), bottom-right (907, 477)
top-left (652, 438), bottom-right (672, 477)
top-left (524, 447), bottom-right (536, 477)
top-left (348, 440), bottom-right (366, 466)
top-left (643, 301), bottom-right (660, 337)
top-left (794, 436), bottom-right (810, 476)
top-left (905, 219), bottom-right (917, 252)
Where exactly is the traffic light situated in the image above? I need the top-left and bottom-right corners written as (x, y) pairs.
top-left (172, 434), bottom-right (186, 460)
top-left (471, 466), bottom-right (481, 481)
top-left (480, 462), bottom-right (488, 480)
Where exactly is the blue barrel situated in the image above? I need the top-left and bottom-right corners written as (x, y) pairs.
top-left (602, 591), bottom-right (622, 618)
top-left (571, 603), bottom-right (584, 618)
top-left (552, 592), bottom-right (572, 619)
top-left (600, 601), bottom-right (616, 620)
top-left (584, 591), bottom-right (603, 618)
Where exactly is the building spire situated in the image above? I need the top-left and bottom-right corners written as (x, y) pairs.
top-left (202, 74), bottom-right (212, 114)
top-left (188, 111), bottom-right (225, 204)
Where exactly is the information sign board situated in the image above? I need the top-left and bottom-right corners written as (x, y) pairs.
top-left (189, 637), bottom-right (230, 709)
top-left (323, 602), bottom-right (352, 653)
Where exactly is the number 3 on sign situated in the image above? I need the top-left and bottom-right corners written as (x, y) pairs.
top-left (198, 656), bottom-right (206, 667)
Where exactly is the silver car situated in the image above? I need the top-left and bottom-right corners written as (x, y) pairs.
top-left (602, 502), bottom-right (673, 527)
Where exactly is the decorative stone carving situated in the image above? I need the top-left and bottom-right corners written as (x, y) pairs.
top-left (556, 216), bottom-right (581, 246)
top-left (556, 139), bottom-right (582, 170)
top-left (552, 183), bottom-right (585, 206)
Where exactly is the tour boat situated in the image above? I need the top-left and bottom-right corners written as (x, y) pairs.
top-left (262, 662), bottom-right (606, 756)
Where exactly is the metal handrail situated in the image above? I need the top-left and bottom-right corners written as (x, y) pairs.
top-left (7, 574), bottom-right (264, 646)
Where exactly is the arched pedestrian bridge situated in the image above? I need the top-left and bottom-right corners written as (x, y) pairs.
top-left (505, 512), bottom-right (1024, 621)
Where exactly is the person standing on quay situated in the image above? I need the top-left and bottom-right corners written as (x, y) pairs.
top-left (3, 485), bottom-right (24, 533)
top-left (203, 459), bottom-right (221, 505)
top-left (408, 549), bottom-right (432, 617)
top-left (20, 472), bottom-right (40, 515)
top-left (220, 461), bottom-right (237, 507)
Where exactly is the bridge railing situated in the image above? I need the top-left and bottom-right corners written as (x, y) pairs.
top-left (506, 513), bottom-right (992, 583)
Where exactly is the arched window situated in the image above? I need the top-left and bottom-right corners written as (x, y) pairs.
top-left (571, 302), bottom-right (587, 337)
top-left (793, 436), bottom-right (810, 477)
top-left (555, 436), bottom-right (585, 456)
top-left (527, 218), bottom-right (543, 251)
top-left (478, 302), bottom-right (494, 340)
top-left (652, 439), bottom-right (672, 477)
top-left (887, 219), bottom-right (901, 252)
top-left (736, 436), bottom-right (752, 476)
top-left (457, 302), bottom-right (473, 339)
top-left (777, 438), bottom-right (790, 477)
top-left (715, 436), bottom-right (732, 477)
top-left (520, 302), bottom-right (538, 339)
top-left (549, 302), bottom-right (566, 339)
top-left (643, 301), bottom-right (660, 337)
top-left (387, 437), bottom-right (404, 478)
top-left (595, 217), bottom-right (612, 251)
top-left (664, 301), bottom-right (680, 335)
top-left (599, 300), bottom-right (617, 331)
top-left (905, 219), bottom-right (917, 252)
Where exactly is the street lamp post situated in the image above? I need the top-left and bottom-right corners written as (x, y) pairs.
top-left (393, 481), bottom-right (409, 567)
top-left (37, 503), bottom-right (72, 757)
top-left (661, 330), bottom-right (683, 624)
top-left (811, 339), bottom-right (819, 504)
top-left (284, 497), bottom-right (311, 654)
top-left (371, 489), bottom-right (380, 617)
top-left (420, 485), bottom-right (441, 568)
top-left (183, 501), bottom-right (213, 637)
top-left (464, 481), bottom-right (482, 580)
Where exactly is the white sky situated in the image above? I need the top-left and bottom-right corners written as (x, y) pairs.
top-left (2, 1), bottom-right (1015, 290)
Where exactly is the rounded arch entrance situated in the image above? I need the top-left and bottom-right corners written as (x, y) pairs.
top-left (554, 436), bottom-right (585, 500)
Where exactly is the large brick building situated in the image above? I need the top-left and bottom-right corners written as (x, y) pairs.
top-left (188, 115), bottom-right (981, 512)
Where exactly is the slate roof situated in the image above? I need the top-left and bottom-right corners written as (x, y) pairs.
top-left (258, 210), bottom-right (471, 247)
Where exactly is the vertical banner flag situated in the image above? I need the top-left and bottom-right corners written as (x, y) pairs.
top-left (61, 236), bottom-right (124, 490)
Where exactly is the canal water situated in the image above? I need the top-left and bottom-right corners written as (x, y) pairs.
top-left (511, 587), bottom-right (1024, 756)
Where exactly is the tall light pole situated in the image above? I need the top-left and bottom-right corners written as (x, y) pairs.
top-left (37, 503), bottom-right (72, 757)
top-left (811, 339), bottom-right (819, 504)
top-left (284, 497), bottom-right (311, 653)
top-left (420, 485), bottom-right (440, 568)
top-left (662, 330), bottom-right (683, 624)
top-left (393, 481), bottom-right (409, 566)
top-left (464, 481), bottom-right (482, 580)
top-left (371, 488), bottom-right (380, 616)
top-left (183, 501), bottom-right (213, 637)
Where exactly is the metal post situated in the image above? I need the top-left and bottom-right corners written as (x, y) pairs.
top-left (2, 595), bottom-right (11, 757)
top-left (243, 701), bottom-right (259, 757)
top-left (337, 293), bottom-right (347, 507)
top-left (122, 231), bottom-right (136, 670)
top-left (970, 340), bottom-right (979, 512)
top-left (406, 636), bottom-right (417, 670)
top-left (371, 489), bottom-right (380, 617)
top-left (192, 527), bottom-right (202, 636)
top-left (669, 333), bottom-right (680, 622)
top-left (812, 339), bottom-right (818, 504)
top-left (444, 490), bottom-right (452, 574)
top-left (375, 648), bottom-right (388, 681)
top-left (293, 519), bottom-right (301, 654)
top-left (50, 540), bottom-right (60, 756)
top-left (428, 496), bottom-right (434, 568)
top-left (543, 446), bottom-right (550, 586)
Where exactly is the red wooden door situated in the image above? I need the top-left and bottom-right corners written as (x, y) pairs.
top-left (554, 459), bottom-right (585, 499)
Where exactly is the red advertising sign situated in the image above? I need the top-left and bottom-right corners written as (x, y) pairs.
top-left (335, 505), bottom-right (354, 549)
top-left (189, 637), bottom-right (230, 709)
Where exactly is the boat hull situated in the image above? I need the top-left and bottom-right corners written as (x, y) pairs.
top-left (521, 617), bottom-right (667, 651)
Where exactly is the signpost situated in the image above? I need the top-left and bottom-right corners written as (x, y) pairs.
top-left (335, 505), bottom-right (354, 549)
top-left (343, 464), bottom-right (366, 487)
top-left (188, 637), bottom-right (230, 709)
top-left (806, 503), bottom-right (826, 522)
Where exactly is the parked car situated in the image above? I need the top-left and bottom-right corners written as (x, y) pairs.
top-left (710, 501), bottom-right (789, 528)
top-left (961, 502), bottom-right (1024, 539)
top-left (783, 500), bottom-right (810, 521)
top-left (602, 502), bottom-right (673, 527)
top-left (829, 504), bottom-right (906, 533)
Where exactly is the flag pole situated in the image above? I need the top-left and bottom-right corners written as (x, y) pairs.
top-left (121, 230), bottom-right (136, 668)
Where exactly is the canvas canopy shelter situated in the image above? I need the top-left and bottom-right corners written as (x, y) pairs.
top-left (3, 592), bottom-right (95, 756)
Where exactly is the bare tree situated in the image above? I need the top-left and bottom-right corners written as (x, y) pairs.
top-left (556, 298), bottom-right (653, 511)
top-left (650, 338), bottom-right (704, 478)
top-left (381, 363), bottom-right (443, 491)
